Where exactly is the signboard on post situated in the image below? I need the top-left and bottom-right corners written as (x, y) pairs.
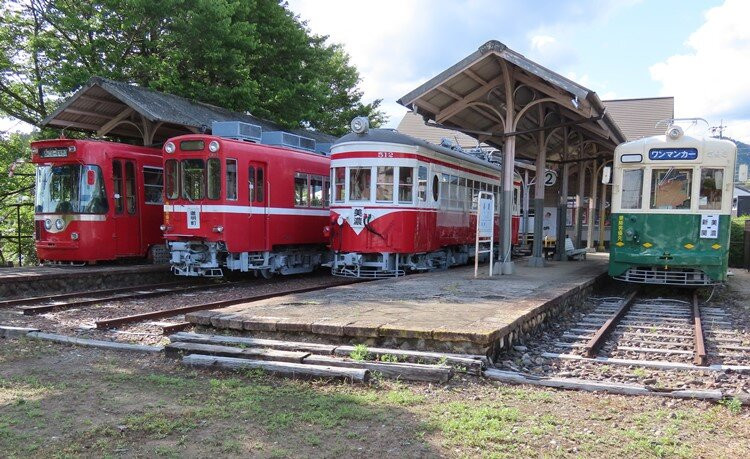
top-left (474, 191), bottom-right (495, 277)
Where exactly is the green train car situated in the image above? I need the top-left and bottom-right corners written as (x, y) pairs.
top-left (609, 123), bottom-right (737, 286)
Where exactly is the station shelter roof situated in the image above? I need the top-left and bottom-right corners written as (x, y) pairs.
top-left (397, 40), bottom-right (628, 164)
top-left (41, 76), bottom-right (335, 146)
top-left (602, 97), bottom-right (674, 141)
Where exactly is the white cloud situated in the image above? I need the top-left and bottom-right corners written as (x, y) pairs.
top-left (650, 0), bottom-right (750, 141)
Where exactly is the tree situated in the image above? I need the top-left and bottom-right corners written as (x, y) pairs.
top-left (0, 133), bottom-right (36, 265)
top-left (0, 0), bottom-right (385, 135)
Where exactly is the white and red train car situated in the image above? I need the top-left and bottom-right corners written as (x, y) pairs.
top-left (161, 124), bottom-right (331, 277)
top-left (327, 120), bottom-right (520, 277)
top-left (32, 138), bottom-right (165, 263)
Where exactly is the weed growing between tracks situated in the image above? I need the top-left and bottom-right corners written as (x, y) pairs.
top-left (0, 340), bottom-right (749, 458)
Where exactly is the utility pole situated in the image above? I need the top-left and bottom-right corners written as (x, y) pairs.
top-left (710, 119), bottom-right (726, 139)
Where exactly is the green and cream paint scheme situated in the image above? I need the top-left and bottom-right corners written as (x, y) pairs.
top-left (609, 126), bottom-right (736, 285)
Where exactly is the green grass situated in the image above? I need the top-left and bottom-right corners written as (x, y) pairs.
top-left (349, 344), bottom-right (370, 361)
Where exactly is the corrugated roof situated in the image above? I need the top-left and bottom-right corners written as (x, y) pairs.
top-left (603, 97), bottom-right (674, 141)
top-left (41, 76), bottom-right (335, 145)
top-left (397, 40), bottom-right (626, 162)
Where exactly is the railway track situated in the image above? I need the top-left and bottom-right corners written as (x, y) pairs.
top-left (0, 280), bottom-right (242, 315)
top-left (548, 290), bottom-right (750, 370)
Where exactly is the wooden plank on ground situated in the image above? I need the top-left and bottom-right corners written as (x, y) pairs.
top-left (333, 345), bottom-right (485, 374)
top-left (182, 354), bottom-right (370, 383)
top-left (169, 332), bottom-right (338, 354)
top-left (302, 354), bottom-right (452, 383)
top-left (165, 342), bottom-right (308, 363)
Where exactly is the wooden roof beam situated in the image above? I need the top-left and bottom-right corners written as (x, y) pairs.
top-left (97, 107), bottom-right (135, 137)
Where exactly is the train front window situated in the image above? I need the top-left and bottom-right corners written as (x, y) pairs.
top-left (334, 167), bottom-right (345, 203)
top-left (621, 168), bottom-right (643, 209)
top-left (349, 167), bottom-right (371, 201)
top-left (34, 164), bottom-right (108, 214)
top-left (206, 158), bottom-right (221, 200)
top-left (699, 168), bottom-right (724, 210)
top-left (650, 168), bottom-right (692, 210)
top-left (181, 159), bottom-right (205, 201)
top-left (376, 166), bottom-right (394, 202)
top-left (165, 160), bottom-right (178, 200)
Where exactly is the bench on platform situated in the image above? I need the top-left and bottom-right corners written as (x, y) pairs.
top-left (565, 237), bottom-right (587, 260)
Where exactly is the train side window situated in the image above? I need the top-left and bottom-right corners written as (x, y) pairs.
top-left (113, 160), bottom-right (123, 214)
top-left (124, 161), bottom-right (136, 215)
top-left (334, 167), bottom-right (345, 202)
top-left (256, 168), bottom-right (264, 202)
top-left (248, 166), bottom-right (255, 202)
top-left (323, 177), bottom-right (330, 207)
top-left (699, 168), bottom-right (723, 210)
top-left (295, 172), bottom-right (309, 206)
top-left (225, 159), bottom-right (237, 200)
top-left (398, 167), bottom-right (413, 203)
top-left (376, 166), bottom-right (394, 202)
top-left (349, 167), bottom-right (371, 201)
top-left (650, 168), bottom-right (692, 210)
top-left (310, 175), bottom-right (324, 207)
top-left (621, 169), bottom-right (643, 209)
top-left (206, 158), bottom-right (221, 200)
top-left (417, 166), bottom-right (427, 202)
top-left (440, 174), bottom-right (449, 206)
top-left (165, 160), bottom-right (179, 200)
top-left (143, 167), bottom-right (164, 205)
top-left (432, 175), bottom-right (439, 202)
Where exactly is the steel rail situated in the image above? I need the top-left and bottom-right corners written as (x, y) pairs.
top-left (20, 280), bottom-right (244, 315)
top-left (583, 290), bottom-right (638, 358)
top-left (692, 291), bottom-right (708, 366)
top-left (95, 279), bottom-right (369, 330)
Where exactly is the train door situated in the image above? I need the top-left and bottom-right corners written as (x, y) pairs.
top-left (112, 159), bottom-right (141, 256)
top-left (248, 162), bottom-right (267, 249)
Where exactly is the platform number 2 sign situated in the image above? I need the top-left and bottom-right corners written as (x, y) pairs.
top-left (544, 170), bottom-right (558, 187)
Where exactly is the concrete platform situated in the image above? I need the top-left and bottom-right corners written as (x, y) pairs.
top-left (0, 263), bottom-right (172, 299)
top-left (187, 254), bottom-right (610, 357)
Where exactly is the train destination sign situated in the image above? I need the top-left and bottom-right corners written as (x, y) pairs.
top-left (39, 147), bottom-right (69, 158)
top-left (648, 148), bottom-right (698, 161)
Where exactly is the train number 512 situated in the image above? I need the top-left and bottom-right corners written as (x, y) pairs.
top-left (377, 151), bottom-right (394, 158)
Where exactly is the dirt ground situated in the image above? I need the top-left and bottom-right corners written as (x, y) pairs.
top-left (1, 337), bottom-right (749, 458)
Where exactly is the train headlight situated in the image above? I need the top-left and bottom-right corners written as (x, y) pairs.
top-left (350, 116), bottom-right (369, 135)
top-left (667, 125), bottom-right (683, 140)
top-left (164, 141), bottom-right (176, 154)
top-left (208, 140), bottom-right (220, 152)
top-left (55, 219), bottom-right (64, 230)
top-left (70, 232), bottom-right (79, 240)
top-left (336, 215), bottom-right (344, 226)
top-left (212, 225), bottom-right (224, 233)
top-left (44, 219), bottom-right (52, 230)
top-left (625, 228), bottom-right (634, 237)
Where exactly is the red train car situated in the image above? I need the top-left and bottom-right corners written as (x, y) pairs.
top-left (32, 138), bottom-right (165, 263)
top-left (328, 122), bottom-right (520, 277)
top-left (162, 129), bottom-right (331, 277)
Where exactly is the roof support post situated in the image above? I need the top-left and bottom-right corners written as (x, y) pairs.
top-left (575, 142), bottom-right (586, 248)
top-left (499, 60), bottom-right (515, 274)
top-left (586, 158), bottom-right (598, 251)
top-left (529, 105), bottom-right (546, 268)
top-left (554, 128), bottom-right (569, 261)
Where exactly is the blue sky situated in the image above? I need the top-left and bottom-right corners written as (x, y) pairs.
top-left (288, 0), bottom-right (749, 141)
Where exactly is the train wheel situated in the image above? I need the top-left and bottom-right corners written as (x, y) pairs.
top-left (260, 269), bottom-right (274, 279)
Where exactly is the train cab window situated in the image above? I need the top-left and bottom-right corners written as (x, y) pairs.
top-left (113, 160), bottom-right (123, 214)
top-left (181, 159), bottom-right (205, 200)
top-left (417, 166), bottom-right (427, 202)
top-left (376, 166), bottom-right (394, 202)
top-left (349, 167), bottom-right (371, 201)
top-left (334, 167), bottom-right (345, 203)
top-left (432, 175), bottom-right (439, 202)
top-left (143, 167), bottom-right (164, 205)
top-left (398, 167), bottom-right (413, 203)
top-left (650, 168), bottom-right (692, 210)
top-left (295, 172), bottom-right (309, 206)
top-left (125, 161), bottom-right (136, 214)
top-left (225, 159), bottom-right (237, 200)
top-left (310, 175), bottom-right (325, 207)
top-left (165, 160), bottom-right (178, 200)
top-left (621, 169), bottom-right (644, 209)
top-left (699, 168), bottom-right (724, 210)
top-left (207, 158), bottom-right (221, 200)
top-left (256, 168), bottom-right (264, 202)
top-left (323, 177), bottom-right (330, 207)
